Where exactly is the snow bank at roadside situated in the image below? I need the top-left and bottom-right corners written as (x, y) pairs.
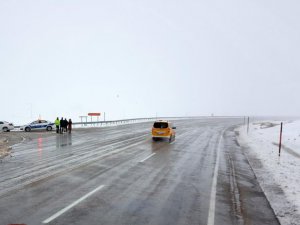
top-left (237, 120), bottom-right (300, 225)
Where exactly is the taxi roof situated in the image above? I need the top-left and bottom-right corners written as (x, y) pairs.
top-left (154, 120), bottom-right (169, 123)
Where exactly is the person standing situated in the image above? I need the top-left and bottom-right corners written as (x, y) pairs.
top-left (68, 119), bottom-right (72, 133)
top-left (55, 117), bottom-right (60, 133)
top-left (64, 118), bottom-right (68, 133)
top-left (60, 117), bottom-right (64, 134)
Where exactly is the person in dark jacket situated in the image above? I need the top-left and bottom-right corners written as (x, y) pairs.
top-left (68, 119), bottom-right (72, 133)
top-left (64, 118), bottom-right (68, 133)
top-left (60, 117), bottom-right (64, 134)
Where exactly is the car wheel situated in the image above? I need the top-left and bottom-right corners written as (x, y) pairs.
top-left (152, 137), bottom-right (157, 142)
top-left (2, 127), bottom-right (8, 132)
top-left (25, 127), bottom-right (31, 132)
top-left (169, 135), bottom-right (172, 143)
top-left (46, 126), bottom-right (52, 131)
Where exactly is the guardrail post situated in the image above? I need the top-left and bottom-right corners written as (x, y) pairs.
top-left (247, 117), bottom-right (250, 134)
top-left (279, 122), bottom-right (283, 156)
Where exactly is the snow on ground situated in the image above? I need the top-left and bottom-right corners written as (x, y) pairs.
top-left (237, 120), bottom-right (300, 225)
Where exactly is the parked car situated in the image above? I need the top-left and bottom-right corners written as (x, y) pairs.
top-left (0, 121), bottom-right (14, 132)
top-left (152, 120), bottom-right (176, 142)
top-left (20, 120), bottom-right (55, 132)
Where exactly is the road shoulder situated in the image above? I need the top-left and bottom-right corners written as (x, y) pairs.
top-left (216, 126), bottom-right (280, 225)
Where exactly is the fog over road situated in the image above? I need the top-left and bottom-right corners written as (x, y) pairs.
top-left (0, 118), bottom-right (279, 225)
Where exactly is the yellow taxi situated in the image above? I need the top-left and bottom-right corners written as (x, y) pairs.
top-left (152, 120), bottom-right (176, 142)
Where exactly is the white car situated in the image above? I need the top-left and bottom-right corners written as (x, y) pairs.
top-left (0, 121), bottom-right (14, 132)
top-left (20, 120), bottom-right (55, 132)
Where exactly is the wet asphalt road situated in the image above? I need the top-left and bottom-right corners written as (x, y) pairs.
top-left (0, 118), bottom-right (280, 225)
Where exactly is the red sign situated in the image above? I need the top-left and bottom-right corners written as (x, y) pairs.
top-left (88, 113), bottom-right (101, 116)
top-left (8, 224), bottom-right (27, 225)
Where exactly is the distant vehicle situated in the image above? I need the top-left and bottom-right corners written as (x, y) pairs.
top-left (20, 120), bottom-right (55, 132)
top-left (152, 120), bottom-right (176, 142)
top-left (0, 121), bottom-right (14, 132)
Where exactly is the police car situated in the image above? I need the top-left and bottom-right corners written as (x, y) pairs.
top-left (20, 120), bottom-right (55, 132)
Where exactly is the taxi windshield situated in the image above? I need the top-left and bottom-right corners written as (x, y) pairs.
top-left (153, 122), bottom-right (168, 129)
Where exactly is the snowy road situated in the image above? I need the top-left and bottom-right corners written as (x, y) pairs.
top-left (0, 118), bottom-right (279, 225)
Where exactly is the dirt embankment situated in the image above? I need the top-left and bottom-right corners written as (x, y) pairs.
top-left (0, 137), bottom-right (11, 159)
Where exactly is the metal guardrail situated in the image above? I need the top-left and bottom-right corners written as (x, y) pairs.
top-left (72, 117), bottom-right (190, 127)
top-left (12, 116), bottom-right (245, 129)
top-left (12, 117), bottom-right (179, 129)
top-left (72, 118), bottom-right (155, 127)
top-left (72, 116), bottom-right (245, 127)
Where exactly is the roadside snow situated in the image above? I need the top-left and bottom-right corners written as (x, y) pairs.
top-left (237, 120), bottom-right (300, 225)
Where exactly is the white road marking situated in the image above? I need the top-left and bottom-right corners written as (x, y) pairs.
top-left (42, 185), bottom-right (105, 224)
top-left (207, 131), bottom-right (224, 225)
top-left (139, 153), bottom-right (156, 163)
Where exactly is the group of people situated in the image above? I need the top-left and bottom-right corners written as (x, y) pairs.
top-left (54, 117), bottom-right (72, 134)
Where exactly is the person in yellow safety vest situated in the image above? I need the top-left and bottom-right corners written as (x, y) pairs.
top-left (55, 117), bottom-right (60, 134)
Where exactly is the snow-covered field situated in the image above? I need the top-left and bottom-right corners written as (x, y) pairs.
top-left (237, 120), bottom-right (300, 225)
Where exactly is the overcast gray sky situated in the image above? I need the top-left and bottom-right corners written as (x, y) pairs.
top-left (1, 0), bottom-right (300, 124)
